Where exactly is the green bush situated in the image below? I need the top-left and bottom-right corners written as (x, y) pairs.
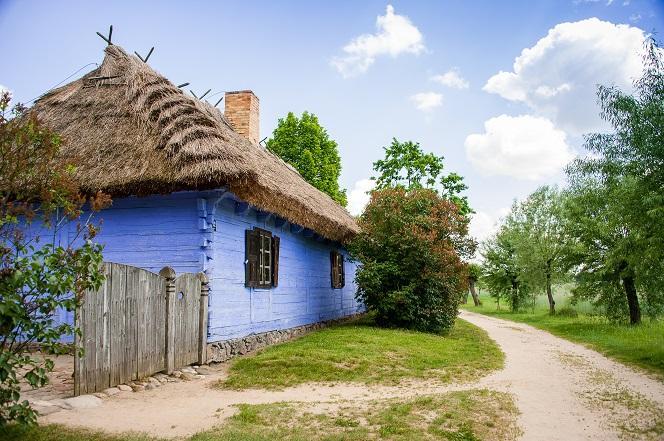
top-left (557, 306), bottom-right (579, 318)
top-left (349, 188), bottom-right (475, 333)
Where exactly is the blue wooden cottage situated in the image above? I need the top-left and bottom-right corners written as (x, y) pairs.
top-left (31, 45), bottom-right (362, 360)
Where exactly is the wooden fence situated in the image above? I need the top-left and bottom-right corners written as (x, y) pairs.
top-left (74, 263), bottom-right (209, 395)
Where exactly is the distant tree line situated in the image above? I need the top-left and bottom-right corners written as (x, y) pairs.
top-left (480, 39), bottom-right (664, 325)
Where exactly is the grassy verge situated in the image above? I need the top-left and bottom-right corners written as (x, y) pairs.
top-left (462, 292), bottom-right (664, 379)
top-left (4, 390), bottom-right (519, 441)
top-left (220, 315), bottom-right (504, 389)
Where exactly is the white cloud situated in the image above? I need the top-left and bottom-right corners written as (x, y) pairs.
top-left (484, 18), bottom-right (646, 134)
top-left (469, 211), bottom-right (499, 243)
top-left (469, 208), bottom-right (509, 243)
top-left (430, 68), bottom-right (469, 89)
top-left (410, 92), bottom-right (442, 111)
top-left (464, 114), bottom-right (575, 180)
top-left (347, 178), bottom-right (374, 216)
top-left (331, 5), bottom-right (425, 78)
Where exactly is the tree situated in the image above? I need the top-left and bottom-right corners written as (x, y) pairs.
top-left (349, 187), bottom-right (475, 333)
top-left (0, 92), bottom-right (108, 426)
top-left (467, 263), bottom-right (482, 307)
top-left (266, 111), bottom-right (347, 206)
top-left (372, 138), bottom-right (471, 216)
top-left (564, 37), bottom-right (664, 323)
top-left (508, 186), bottom-right (568, 314)
top-left (561, 178), bottom-right (644, 324)
top-left (481, 225), bottom-right (530, 312)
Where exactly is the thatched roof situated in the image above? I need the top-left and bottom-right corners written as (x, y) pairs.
top-left (31, 45), bottom-right (358, 242)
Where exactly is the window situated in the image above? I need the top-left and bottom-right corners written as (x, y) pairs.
top-left (330, 251), bottom-right (345, 289)
top-left (245, 227), bottom-right (280, 288)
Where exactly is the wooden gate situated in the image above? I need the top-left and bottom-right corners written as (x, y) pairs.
top-left (74, 263), bottom-right (209, 395)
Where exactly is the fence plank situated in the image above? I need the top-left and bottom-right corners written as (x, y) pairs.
top-left (75, 263), bottom-right (202, 395)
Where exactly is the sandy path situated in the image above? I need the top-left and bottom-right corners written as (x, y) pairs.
top-left (459, 310), bottom-right (664, 441)
top-left (43, 312), bottom-right (664, 440)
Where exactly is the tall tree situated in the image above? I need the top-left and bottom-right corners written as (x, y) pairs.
top-left (481, 225), bottom-right (530, 312)
top-left (565, 37), bottom-right (664, 323)
top-left (508, 186), bottom-right (568, 314)
top-left (562, 178), bottom-right (643, 324)
top-left (372, 138), bottom-right (471, 216)
top-left (266, 111), bottom-right (347, 206)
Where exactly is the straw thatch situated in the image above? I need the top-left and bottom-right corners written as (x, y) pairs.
top-left (31, 45), bottom-right (359, 242)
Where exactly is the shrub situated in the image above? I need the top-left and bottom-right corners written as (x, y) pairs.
top-left (349, 188), bottom-right (475, 333)
top-left (0, 92), bottom-right (109, 426)
top-left (557, 306), bottom-right (579, 318)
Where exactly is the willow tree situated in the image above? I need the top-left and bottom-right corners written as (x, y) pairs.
top-left (508, 186), bottom-right (568, 314)
top-left (481, 225), bottom-right (530, 312)
top-left (565, 38), bottom-right (664, 323)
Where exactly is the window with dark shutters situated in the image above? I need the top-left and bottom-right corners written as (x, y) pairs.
top-left (272, 235), bottom-right (280, 287)
top-left (330, 251), bottom-right (345, 289)
top-left (245, 227), bottom-right (279, 289)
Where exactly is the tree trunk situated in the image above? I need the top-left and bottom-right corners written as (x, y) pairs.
top-left (469, 279), bottom-right (481, 306)
top-left (622, 272), bottom-right (641, 325)
top-left (511, 278), bottom-right (520, 311)
top-left (546, 260), bottom-right (555, 315)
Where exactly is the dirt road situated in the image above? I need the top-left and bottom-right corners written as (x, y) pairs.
top-left (43, 311), bottom-right (664, 440)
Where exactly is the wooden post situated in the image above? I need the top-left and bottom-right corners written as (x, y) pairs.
top-left (197, 272), bottom-right (209, 365)
top-left (160, 266), bottom-right (176, 374)
top-left (74, 304), bottom-right (82, 396)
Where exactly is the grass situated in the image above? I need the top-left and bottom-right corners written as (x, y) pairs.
top-left (3, 390), bottom-right (520, 441)
top-left (462, 290), bottom-right (664, 379)
top-left (220, 315), bottom-right (504, 389)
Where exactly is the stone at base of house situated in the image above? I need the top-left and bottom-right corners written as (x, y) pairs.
top-left (206, 313), bottom-right (363, 363)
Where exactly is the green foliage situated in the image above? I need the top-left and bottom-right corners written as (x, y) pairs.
top-left (504, 186), bottom-right (569, 314)
top-left (266, 111), bottom-right (347, 206)
top-left (349, 188), bottom-right (475, 333)
top-left (480, 225), bottom-right (530, 312)
top-left (221, 316), bottom-right (502, 389)
top-left (560, 179), bottom-right (643, 322)
top-left (467, 263), bottom-right (482, 281)
top-left (557, 306), bottom-right (579, 318)
top-left (0, 92), bottom-right (108, 427)
top-left (372, 138), bottom-right (471, 216)
top-left (563, 37), bottom-right (664, 323)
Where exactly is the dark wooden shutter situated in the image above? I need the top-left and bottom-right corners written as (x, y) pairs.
top-left (272, 235), bottom-right (280, 287)
top-left (330, 251), bottom-right (339, 288)
top-left (339, 253), bottom-right (345, 288)
top-left (245, 229), bottom-right (259, 287)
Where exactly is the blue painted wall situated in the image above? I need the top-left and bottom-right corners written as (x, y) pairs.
top-left (32, 190), bottom-right (361, 342)
top-left (206, 195), bottom-right (362, 342)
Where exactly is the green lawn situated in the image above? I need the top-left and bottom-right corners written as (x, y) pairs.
top-left (462, 291), bottom-right (664, 379)
top-left (4, 316), bottom-right (510, 441)
top-left (3, 390), bottom-right (519, 441)
top-left (220, 315), bottom-right (504, 389)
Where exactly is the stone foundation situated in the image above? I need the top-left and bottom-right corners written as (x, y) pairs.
top-left (207, 314), bottom-right (363, 363)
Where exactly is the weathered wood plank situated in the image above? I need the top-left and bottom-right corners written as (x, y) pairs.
top-left (75, 262), bottom-right (203, 395)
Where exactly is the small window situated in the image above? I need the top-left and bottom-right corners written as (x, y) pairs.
top-left (330, 251), bottom-right (345, 289)
top-left (245, 227), bottom-right (280, 288)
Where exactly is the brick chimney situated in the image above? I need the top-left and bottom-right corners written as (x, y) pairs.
top-left (224, 90), bottom-right (260, 145)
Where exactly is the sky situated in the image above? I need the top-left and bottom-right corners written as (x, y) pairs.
top-left (1, 0), bottom-right (662, 243)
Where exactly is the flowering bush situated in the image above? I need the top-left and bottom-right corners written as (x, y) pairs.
top-left (349, 187), bottom-right (475, 333)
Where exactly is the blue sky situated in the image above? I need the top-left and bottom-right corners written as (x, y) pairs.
top-left (1, 0), bottom-right (662, 241)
